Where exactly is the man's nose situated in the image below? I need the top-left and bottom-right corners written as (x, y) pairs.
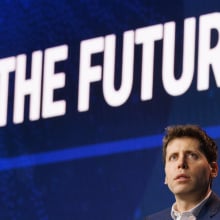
top-left (177, 156), bottom-right (188, 169)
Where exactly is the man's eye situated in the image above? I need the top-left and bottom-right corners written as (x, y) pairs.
top-left (169, 155), bottom-right (177, 161)
top-left (187, 153), bottom-right (198, 159)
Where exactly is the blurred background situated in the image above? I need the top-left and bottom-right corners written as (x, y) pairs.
top-left (0, 0), bottom-right (220, 219)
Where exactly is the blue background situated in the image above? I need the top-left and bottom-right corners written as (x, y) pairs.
top-left (0, 0), bottom-right (220, 219)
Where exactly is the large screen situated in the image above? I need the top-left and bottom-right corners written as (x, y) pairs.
top-left (0, 1), bottom-right (220, 219)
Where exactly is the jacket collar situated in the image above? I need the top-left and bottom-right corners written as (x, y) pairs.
top-left (197, 192), bottom-right (220, 218)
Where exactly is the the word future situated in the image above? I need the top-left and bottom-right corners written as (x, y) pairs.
top-left (0, 12), bottom-right (219, 126)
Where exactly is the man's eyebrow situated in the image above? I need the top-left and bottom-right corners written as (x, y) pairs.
top-left (166, 152), bottom-right (178, 157)
top-left (167, 149), bottom-right (200, 155)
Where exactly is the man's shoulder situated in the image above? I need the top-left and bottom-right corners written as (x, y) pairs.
top-left (197, 192), bottom-right (220, 219)
top-left (210, 191), bottom-right (220, 203)
top-left (143, 192), bottom-right (220, 220)
top-left (205, 191), bottom-right (220, 210)
top-left (144, 208), bottom-right (171, 220)
top-left (204, 192), bottom-right (220, 210)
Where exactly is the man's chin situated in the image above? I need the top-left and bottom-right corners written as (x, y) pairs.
top-left (171, 186), bottom-right (192, 196)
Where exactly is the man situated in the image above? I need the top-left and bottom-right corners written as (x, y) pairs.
top-left (145, 124), bottom-right (220, 220)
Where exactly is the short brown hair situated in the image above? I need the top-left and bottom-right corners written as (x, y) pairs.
top-left (162, 125), bottom-right (218, 165)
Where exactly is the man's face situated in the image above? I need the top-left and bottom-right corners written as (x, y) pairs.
top-left (164, 137), bottom-right (218, 198)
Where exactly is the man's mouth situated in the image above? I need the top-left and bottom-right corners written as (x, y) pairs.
top-left (174, 174), bottom-right (190, 181)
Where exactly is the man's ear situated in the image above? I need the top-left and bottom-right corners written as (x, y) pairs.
top-left (210, 162), bottom-right (218, 178)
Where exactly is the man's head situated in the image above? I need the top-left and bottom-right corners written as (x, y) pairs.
top-left (162, 125), bottom-right (218, 165)
top-left (163, 125), bottom-right (218, 200)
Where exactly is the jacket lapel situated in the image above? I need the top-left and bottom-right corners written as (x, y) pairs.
top-left (197, 192), bottom-right (220, 219)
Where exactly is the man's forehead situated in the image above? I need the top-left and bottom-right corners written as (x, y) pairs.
top-left (166, 137), bottom-right (200, 152)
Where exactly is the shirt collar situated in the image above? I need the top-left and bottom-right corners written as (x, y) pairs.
top-left (171, 191), bottom-right (212, 219)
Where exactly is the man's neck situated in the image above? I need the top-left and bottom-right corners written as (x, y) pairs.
top-left (174, 189), bottom-right (211, 212)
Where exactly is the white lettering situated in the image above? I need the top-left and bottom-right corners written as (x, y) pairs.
top-left (103, 31), bottom-right (134, 106)
top-left (135, 24), bottom-right (163, 100)
top-left (78, 37), bottom-right (104, 111)
top-left (198, 12), bottom-right (220, 90)
top-left (42, 45), bottom-right (68, 118)
top-left (0, 57), bottom-right (16, 126)
top-left (162, 17), bottom-right (196, 96)
top-left (13, 51), bottom-right (43, 124)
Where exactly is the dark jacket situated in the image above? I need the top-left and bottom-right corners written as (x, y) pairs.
top-left (144, 192), bottom-right (220, 220)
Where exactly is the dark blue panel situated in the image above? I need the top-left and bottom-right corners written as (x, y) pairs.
top-left (0, 0), bottom-right (220, 219)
